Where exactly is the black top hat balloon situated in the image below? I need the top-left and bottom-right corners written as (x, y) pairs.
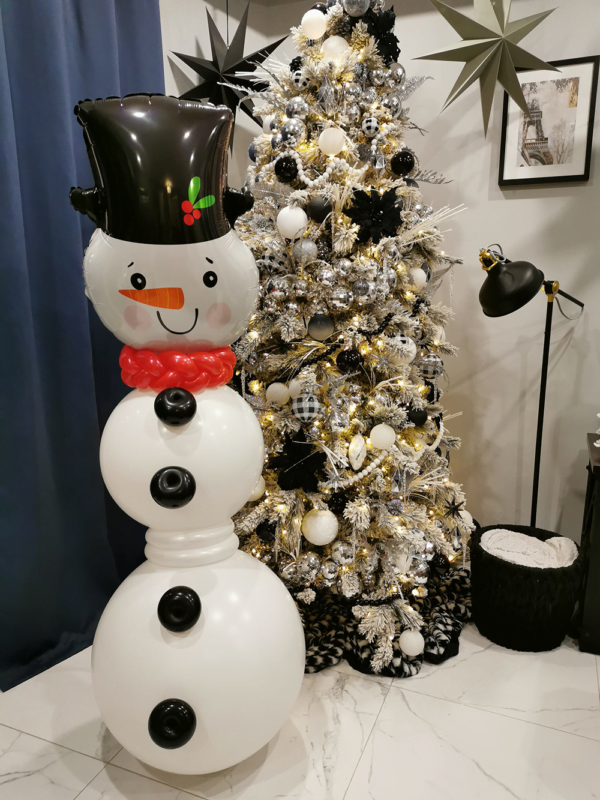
top-left (70, 94), bottom-right (257, 355)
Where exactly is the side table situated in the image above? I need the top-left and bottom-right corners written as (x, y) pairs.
top-left (578, 434), bottom-right (600, 654)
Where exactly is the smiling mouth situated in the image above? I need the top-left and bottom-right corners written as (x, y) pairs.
top-left (156, 309), bottom-right (199, 335)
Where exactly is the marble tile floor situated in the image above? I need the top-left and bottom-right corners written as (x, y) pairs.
top-left (0, 624), bottom-right (598, 800)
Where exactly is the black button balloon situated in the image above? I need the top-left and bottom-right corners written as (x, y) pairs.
top-left (148, 699), bottom-right (196, 749)
top-left (154, 388), bottom-right (197, 427)
top-left (336, 348), bottom-right (364, 373)
top-left (274, 156), bottom-right (298, 184)
top-left (407, 407), bottom-right (428, 427)
top-left (306, 196), bottom-right (333, 223)
top-left (150, 467), bottom-right (196, 509)
top-left (158, 586), bottom-right (201, 632)
top-left (390, 150), bottom-right (416, 177)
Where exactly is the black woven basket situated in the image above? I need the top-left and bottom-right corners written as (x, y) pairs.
top-left (471, 524), bottom-right (584, 652)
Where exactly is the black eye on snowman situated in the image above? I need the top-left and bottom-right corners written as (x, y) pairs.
top-left (203, 271), bottom-right (217, 288)
top-left (130, 273), bottom-right (146, 290)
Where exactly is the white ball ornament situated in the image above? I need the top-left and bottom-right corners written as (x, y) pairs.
top-left (388, 334), bottom-right (417, 366)
top-left (266, 382), bottom-right (291, 405)
top-left (302, 508), bottom-right (339, 546)
top-left (321, 35), bottom-right (350, 60)
top-left (262, 114), bottom-right (275, 134)
top-left (288, 378), bottom-right (304, 399)
top-left (248, 476), bottom-right (266, 502)
top-left (410, 267), bottom-right (428, 290)
top-left (277, 206), bottom-right (308, 239)
top-left (301, 8), bottom-right (327, 39)
top-left (318, 127), bottom-right (345, 156)
top-left (399, 629), bottom-right (425, 657)
top-left (369, 423), bottom-right (396, 450)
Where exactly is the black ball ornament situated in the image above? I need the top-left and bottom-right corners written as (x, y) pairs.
top-left (154, 388), bottom-right (197, 427)
top-left (148, 699), bottom-right (196, 749)
top-left (158, 586), bottom-right (201, 633)
top-left (306, 196), bottom-right (333, 223)
top-left (336, 348), bottom-right (364, 373)
top-left (328, 491), bottom-right (348, 514)
top-left (391, 149), bottom-right (416, 177)
top-left (408, 407), bottom-right (428, 427)
top-left (248, 142), bottom-right (257, 163)
top-left (274, 156), bottom-right (298, 183)
top-left (150, 467), bottom-right (196, 509)
top-left (312, 2), bottom-right (328, 10)
top-left (256, 520), bottom-right (277, 542)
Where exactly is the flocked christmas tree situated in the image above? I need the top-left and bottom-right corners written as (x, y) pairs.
top-left (231, 0), bottom-right (473, 677)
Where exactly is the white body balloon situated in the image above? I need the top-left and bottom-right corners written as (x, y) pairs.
top-left (95, 386), bottom-right (305, 773)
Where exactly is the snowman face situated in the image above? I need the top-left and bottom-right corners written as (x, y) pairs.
top-left (84, 229), bottom-right (259, 352)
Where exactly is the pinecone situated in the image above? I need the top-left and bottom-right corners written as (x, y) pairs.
top-left (332, 15), bottom-right (354, 38)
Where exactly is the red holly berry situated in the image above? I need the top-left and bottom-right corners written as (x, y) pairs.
top-left (183, 214), bottom-right (194, 226)
top-left (193, 209), bottom-right (201, 220)
top-left (181, 200), bottom-right (193, 213)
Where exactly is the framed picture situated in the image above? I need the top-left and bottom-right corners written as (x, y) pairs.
top-left (499, 56), bottom-right (599, 186)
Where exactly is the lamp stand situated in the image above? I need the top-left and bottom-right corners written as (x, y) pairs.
top-left (530, 281), bottom-right (585, 528)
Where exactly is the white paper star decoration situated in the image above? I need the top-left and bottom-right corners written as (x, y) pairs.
top-left (417, 0), bottom-right (559, 134)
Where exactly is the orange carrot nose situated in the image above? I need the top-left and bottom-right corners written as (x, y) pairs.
top-left (119, 288), bottom-right (184, 310)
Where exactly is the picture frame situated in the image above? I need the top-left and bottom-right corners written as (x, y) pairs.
top-left (499, 55), bottom-right (599, 186)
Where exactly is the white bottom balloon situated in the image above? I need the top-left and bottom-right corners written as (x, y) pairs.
top-left (93, 551), bottom-right (305, 774)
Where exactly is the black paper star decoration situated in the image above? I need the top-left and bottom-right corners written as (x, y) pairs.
top-left (345, 189), bottom-right (404, 244)
top-left (269, 430), bottom-right (327, 493)
top-left (172, 4), bottom-right (287, 147)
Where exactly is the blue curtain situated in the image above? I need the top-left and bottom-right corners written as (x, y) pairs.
top-left (0, 0), bottom-right (165, 689)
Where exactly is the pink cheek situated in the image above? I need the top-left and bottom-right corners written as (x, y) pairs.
top-left (206, 302), bottom-right (232, 329)
top-left (124, 304), bottom-right (153, 331)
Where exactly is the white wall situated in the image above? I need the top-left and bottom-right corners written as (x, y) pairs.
top-left (160, 0), bottom-right (600, 539)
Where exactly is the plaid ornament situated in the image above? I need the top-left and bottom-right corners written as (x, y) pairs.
top-left (419, 353), bottom-right (443, 378)
top-left (291, 393), bottom-right (321, 422)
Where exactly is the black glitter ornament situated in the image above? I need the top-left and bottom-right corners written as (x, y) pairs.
top-left (274, 156), bottom-right (298, 183)
top-left (391, 149), bottom-right (415, 177)
top-left (431, 552), bottom-right (450, 574)
top-left (344, 188), bottom-right (403, 244)
top-left (408, 407), bottom-right (428, 427)
top-left (307, 196), bottom-right (333, 223)
top-left (289, 56), bottom-right (303, 73)
top-left (256, 520), bottom-right (277, 542)
top-left (269, 430), bottom-right (327, 492)
top-left (328, 491), bottom-right (349, 514)
top-left (336, 348), bottom-right (364, 373)
top-left (308, 313), bottom-right (334, 341)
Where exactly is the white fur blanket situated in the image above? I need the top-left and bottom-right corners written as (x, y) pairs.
top-left (481, 529), bottom-right (578, 569)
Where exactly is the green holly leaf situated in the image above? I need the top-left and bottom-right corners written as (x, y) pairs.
top-left (194, 195), bottom-right (215, 209)
top-left (188, 177), bottom-right (201, 204)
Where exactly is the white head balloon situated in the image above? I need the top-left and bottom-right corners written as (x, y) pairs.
top-left (84, 229), bottom-right (258, 352)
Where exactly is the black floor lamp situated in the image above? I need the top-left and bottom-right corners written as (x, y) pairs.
top-left (478, 245), bottom-right (584, 529)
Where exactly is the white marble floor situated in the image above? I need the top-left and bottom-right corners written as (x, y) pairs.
top-left (0, 625), bottom-right (598, 800)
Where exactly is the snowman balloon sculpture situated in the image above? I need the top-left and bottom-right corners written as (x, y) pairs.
top-left (70, 95), bottom-right (305, 775)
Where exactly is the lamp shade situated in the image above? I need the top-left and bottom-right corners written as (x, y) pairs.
top-left (479, 259), bottom-right (545, 317)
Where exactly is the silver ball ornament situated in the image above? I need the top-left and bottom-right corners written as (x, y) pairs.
top-left (321, 560), bottom-right (339, 582)
top-left (316, 268), bottom-right (336, 288)
top-left (266, 276), bottom-right (289, 301)
top-left (333, 258), bottom-right (353, 278)
top-left (346, 103), bottom-right (361, 124)
top-left (360, 86), bottom-right (378, 109)
top-left (286, 96), bottom-right (309, 120)
top-left (270, 132), bottom-right (283, 150)
top-left (343, 0), bottom-right (370, 16)
top-left (387, 63), bottom-right (406, 89)
top-left (344, 83), bottom-right (362, 102)
top-left (297, 552), bottom-right (321, 581)
top-left (331, 540), bottom-right (354, 565)
top-left (292, 239), bottom-right (318, 265)
top-left (381, 94), bottom-right (401, 118)
top-left (281, 118), bottom-right (306, 147)
top-left (353, 278), bottom-right (370, 296)
top-left (328, 287), bottom-right (353, 311)
top-left (292, 278), bottom-right (309, 298)
top-left (369, 68), bottom-right (387, 87)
